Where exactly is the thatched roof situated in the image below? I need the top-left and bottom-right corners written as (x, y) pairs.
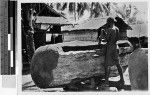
top-left (35, 3), bottom-right (65, 18)
top-left (35, 16), bottom-right (72, 26)
top-left (62, 17), bottom-right (107, 31)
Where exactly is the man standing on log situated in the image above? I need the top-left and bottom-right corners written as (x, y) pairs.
top-left (101, 17), bottom-right (125, 87)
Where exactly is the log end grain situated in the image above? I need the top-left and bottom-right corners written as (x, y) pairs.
top-left (30, 45), bottom-right (59, 88)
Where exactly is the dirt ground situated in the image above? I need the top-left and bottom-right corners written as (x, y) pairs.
top-left (22, 63), bottom-right (130, 92)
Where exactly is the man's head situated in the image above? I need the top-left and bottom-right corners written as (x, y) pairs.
top-left (106, 17), bottom-right (115, 26)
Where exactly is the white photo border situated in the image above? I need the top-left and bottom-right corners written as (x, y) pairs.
top-left (17, 0), bottom-right (150, 95)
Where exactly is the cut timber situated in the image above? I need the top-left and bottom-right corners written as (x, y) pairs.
top-left (128, 48), bottom-right (148, 90)
top-left (30, 46), bottom-right (59, 88)
top-left (31, 41), bottom-right (130, 88)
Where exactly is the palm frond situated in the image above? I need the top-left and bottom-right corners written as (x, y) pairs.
top-left (61, 3), bottom-right (67, 11)
top-left (56, 3), bottom-right (61, 10)
top-left (69, 2), bottom-right (75, 14)
top-left (102, 4), bottom-right (109, 16)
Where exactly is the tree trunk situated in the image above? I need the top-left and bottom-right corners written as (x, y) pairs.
top-left (22, 4), bottom-right (35, 62)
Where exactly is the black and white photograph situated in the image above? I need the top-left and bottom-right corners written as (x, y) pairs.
top-left (20, 0), bottom-right (148, 93)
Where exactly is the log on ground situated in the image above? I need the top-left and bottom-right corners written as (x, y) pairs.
top-left (30, 41), bottom-right (130, 88)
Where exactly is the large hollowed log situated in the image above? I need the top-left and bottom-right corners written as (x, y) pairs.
top-left (128, 48), bottom-right (148, 90)
top-left (31, 41), bottom-right (130, 88)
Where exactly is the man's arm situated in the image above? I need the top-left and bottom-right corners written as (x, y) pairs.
top-left (97, 28), bottom-right (101, 40)
top-left (116, 27), bottom-right (119, 41)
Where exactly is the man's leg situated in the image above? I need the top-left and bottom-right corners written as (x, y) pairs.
top-left (103, 46), bottom-right (110, 86)
top-left (116, 63), bottom-right (124, 83)
top-left (113, 49), bottom-right (124, 84)
top-left (104, 66), bottom-right (110, 85)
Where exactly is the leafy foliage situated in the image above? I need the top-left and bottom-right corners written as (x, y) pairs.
top-left (48, 2), bottom-right (110, 22)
